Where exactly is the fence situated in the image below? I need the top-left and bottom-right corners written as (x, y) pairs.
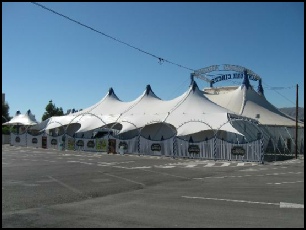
top-left (9, 132), bottom-right (267, 162)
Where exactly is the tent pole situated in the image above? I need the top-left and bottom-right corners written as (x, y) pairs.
top-left (295, 84), bottom-right (298, 159)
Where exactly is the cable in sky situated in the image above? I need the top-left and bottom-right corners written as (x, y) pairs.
top-left (30, 2), bottom-right (301, 106)
top-left (262, 83), bottom-right (297, 105)
top-left (30, 2), bottom-right (195, 72)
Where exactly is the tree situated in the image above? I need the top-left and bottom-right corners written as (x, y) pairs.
top-left (41, 100), bottom-right (64, 121)
top-left (2, 101), bottom-right (12, 134)
top-left (2, 102), bottom-right (11, 124)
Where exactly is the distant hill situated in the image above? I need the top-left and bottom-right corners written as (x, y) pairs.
top-left (279, 107), bottom-right (304, 122)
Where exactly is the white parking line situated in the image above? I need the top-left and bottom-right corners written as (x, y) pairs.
top-left (280, 202), bottom-right (304, 208)
top-left (220, 162), bottom-right (231, 167)
top-left (155, 165), bottom-right (176, 168)
top-left (182, 196), bottom-right (304, 208)
top-left (185, 164), bottom-right (197, 168)
top-left (182, 196), bottom-right (279, 205)
top-left (204, 163), bottom-right (215, 167)
top-left (48, 176), bottom-right (84, 195)
top-left (129, 166), bottom-right (152, 169)
top-left (267, 181), bottom-right (304, 185)
top-left (101, 172), bottom-right (145, 187)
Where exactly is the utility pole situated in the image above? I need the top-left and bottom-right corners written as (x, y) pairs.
top-left (295, 84), bottom-right (298, 159)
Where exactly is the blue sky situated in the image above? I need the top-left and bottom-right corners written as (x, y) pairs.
top-left (2, 2), bottom-right (304, 122)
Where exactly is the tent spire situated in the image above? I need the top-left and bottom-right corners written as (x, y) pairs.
top-left (257, 79), bottom-right (264, 96)
top-left (242, 69), bottom-right (250, 89)
top-left (108, 87), bottom-right (114, 96)
top-left (145, 85), bottom-right (152, 95)
top-left (107, 87), bottom-right (120, 100)
top-left (191, 79), bottom-right (199, 92)
top-left (143, 84), bottom-right (160, 99)
top-left (190, 73), bottom-right (194, 86)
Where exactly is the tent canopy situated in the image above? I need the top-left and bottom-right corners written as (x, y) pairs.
top-left (204, 84), bottom-right (304, 127)
top-left (2, 110), bottom-right (37, 126)
top-left (34, 81), bottom-right (247, 137)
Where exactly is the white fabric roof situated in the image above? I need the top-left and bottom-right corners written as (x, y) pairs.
top-left (204, 84), bottom-right (304, 127)
top-left (38, 82), bottom-right (245, 136)
top-left (117, 83), bottom-right (243, 136)
top-left (2, 110), bottom-right (38, 126)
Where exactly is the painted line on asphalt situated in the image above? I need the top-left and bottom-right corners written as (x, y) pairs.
top-left (100, 171), bottom-right (145, 187)
top-left (128, 166), bottom-right (152, 169)
top-left (182, 196), bottom-right (304, 208)
top-left (267, 181), bottom-right (304, 185)
top-left (112, 165), bottom-right (129, 169)
top-left (185, 165), bottom-right (197, 168)
top-left (204, 163), bottom-right (215, 167)
top-left (48, 176), bottom-right (83, 195)
top-left (280, 202), bottom-right (304, 208)
top-left (155, 165), bottom-right (176, 168)
top-left (193, 171), bottom-right (303, 180)
top-left (79, 162), bottom-right (94, 165)
top-left (182, 196), bottom-right (278, 206)
top-left (138, 168), bottom-right (190, 180)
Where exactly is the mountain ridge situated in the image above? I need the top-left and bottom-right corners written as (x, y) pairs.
top-left (279, 107), bottom-right (304, 122)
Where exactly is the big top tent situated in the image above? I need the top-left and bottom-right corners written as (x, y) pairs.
top-left (16, 64), bottom-right (302, 162)
top-left (37, 80), bottom-right (247, 140)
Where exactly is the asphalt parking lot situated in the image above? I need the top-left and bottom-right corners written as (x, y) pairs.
top-left (2, 145), bottom-right (304, 228)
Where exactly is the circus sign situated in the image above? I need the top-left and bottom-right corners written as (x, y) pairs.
top-left (87, 140), bottom-right (95, 148)
top-left (32, 138), bottom-right (38, 144)
top-left (210, 73), bottom-right (258, 85)
top-left (231, 146), bottom-right (246, 156)
top-left (188, 145), bottom-right (200, 154)
top-left (151, 143), bottom-right (161, 151)
top-left (76, 140), bottom-right (84, 147)
top-left (51, 139), bottom-right (57, 145)
top-left (194, 64), bottom-right (261, 86)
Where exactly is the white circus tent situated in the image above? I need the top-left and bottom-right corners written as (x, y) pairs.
top-left (15, 67), bottom-right (302, 160)
top-left (33, 80), bottom-right (250, 141)
top-left (20, 79), bottom-right (265, 161)
top-left (2, 110), bottom-right (38, 142)
top-left (203, 71), bottom-right (304, 154)
top-left (25, 79), bottom-right (262, 161)
top-left (3, 110), bottom-right (38, 126)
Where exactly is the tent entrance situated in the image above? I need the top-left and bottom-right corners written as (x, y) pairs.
top-left (108, 139), bottom-right (116, 154)
top-left (42, 136), bottom-right (47, 149)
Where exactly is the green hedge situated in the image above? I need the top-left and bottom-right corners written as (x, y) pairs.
top-left (2, 126), bottom-right (17, 135)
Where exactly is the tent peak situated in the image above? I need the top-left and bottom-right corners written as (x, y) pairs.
top-left (242, 69), bottom-right (251, 90)
top-left (143, 84), bottom-right (160, 99)
top-left (145, 84), bottom-right (152, 95)
top-left (189, 74), bottom-right (200, 91)
top-left (257, 79), bottom-right (264, 96)
top-left (108, 87), bottom-right (120, 100)
top-left (191, 80), bottom-right (199, 92)
top-left (190, 73), bottom-right (194, 86)
top-left (145, 84), bottom-right (155, 96)
top-left (108, 87), bottom-right (115, 96)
